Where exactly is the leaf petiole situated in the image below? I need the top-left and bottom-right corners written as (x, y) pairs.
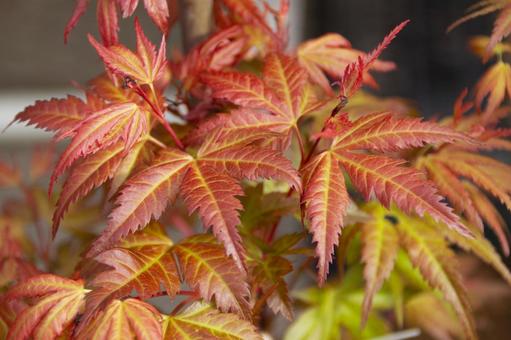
top-left (126, 77), bottom-right (185, 150)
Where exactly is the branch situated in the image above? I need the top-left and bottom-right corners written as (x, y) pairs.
top-left (179, 0), bottom-right (214, 52)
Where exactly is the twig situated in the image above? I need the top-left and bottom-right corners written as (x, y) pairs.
top-left (179, 0), bottom-right (214, 52)
top-left (126, 77), bottom-right (185, 150)
top-left (171, 291), bottom-right (201, 315)
top-left (148, 135), bottom-right (166, 148)
top-left (294, 125), bottom-right (306, 163)
top-left (252, 283), bottom-right (279, 321)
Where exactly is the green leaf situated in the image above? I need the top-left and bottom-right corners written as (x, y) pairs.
top-left (393, 209), bottom-right (477, 340)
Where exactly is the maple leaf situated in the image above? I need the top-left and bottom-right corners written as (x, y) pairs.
top-left (405, 292), bottom-right (465, 340)
top-left (118, 0), bottom-right (171, 34)
top-left (331, 112), bottom-right (473, 152)
top-left (12, 95), bottom-right (90, 136)
top-left (421, 159), bottom-right (483, 230)
top-left (328, 114), bottom-right (472, 233)
top-left (97, 0), bottom-right (119, 46)
top-left (421, 147), bottom-right (511, 252)
top-left (52, 141), bottom-right (127, 236)
top-left (86, 225), bottom-right (251, 320)
top-left (425, 150), bottom-right (511, 211)
top-left (464, 182), bottom-right (510, 255)
top-left (448, 0), bottom-right (511, 60)
top-left (301, 152), bottom-right (349, 285)
top-left (250, 254), bottom-right (294, 319)
top-left (50, 102), bottom-right (149, 193)
top-left (202, 54), bottom-right (313, 118)
top-left (357, 206), bottom-right (477, 339)
top-left (336, 20), bottom-right (409, 99)
top-left (187, 85), bottom-right (326, 150)
top-left (65, 0), bottom-right (171, 45)
top-left (184, 109), bottom-right (289, 148)
top-left (215, 0), bottom-right (288, 55)
top-left (64, 0), bottom-right (90, 43)
top-left (337, 152), bottom-right (465, 231)
top-left (297, 32), bottom-right (396, 93)
top-left (180, 164), bottom-right (247, 271)
top-left (285, 265), bottom-right (390, 340)
top-left (173, 235), bottom-right (252, 319)
top-left (85, 222), bottom-right (179, 315)
top-left (202, 70), bottom-right (287, 115)
top-left (202, 53), bottom-right (325, 149)
top-left (475, 61), bottom-right (511, 115)
top-left (469, 35), bottom-right (511, 61)
top-left (88, 73), bottom-right (139, 104)
top-left (75, 298), bottom-right (162, 340)
top-left (360, 205), bottom-right (399, 325)
top-left (87, 124), bottom-right (300, 270)
top-left (86, 148), bottom-right (192, 257)
top-left (297, 33), bottom-right (352, 92)
top-left (173, 26), bottom-right (246, 94)
top-left (162, 302), bottom-right (262, 340)
top-left (302, 112), bottom-right (471, 283)
top-left (396, 215), bottom-right (475, 340)
top-left (436, 218), bottom-right (511, 286)
top-left (6, 274), bottom-right (88, 340)
top-left (89, 18), bottom-right (167, 85)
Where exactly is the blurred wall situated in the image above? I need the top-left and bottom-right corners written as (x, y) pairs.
top-left (0, 1), bottom-right (168, 89)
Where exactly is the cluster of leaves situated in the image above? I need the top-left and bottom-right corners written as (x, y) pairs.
top-left (1, 0), bottom-right (511, 339)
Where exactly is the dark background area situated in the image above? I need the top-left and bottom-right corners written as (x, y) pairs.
top-left (306, 0), bottom-right (494, 115)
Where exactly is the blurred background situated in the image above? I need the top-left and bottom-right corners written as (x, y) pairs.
top-left (0, 0), bottom-right (495, 145)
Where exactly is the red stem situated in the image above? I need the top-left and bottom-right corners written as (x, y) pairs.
top-left (144, 289), bottom-right (198, 299)
top-left (179, 290), bottom-right (198, 296)
top-left (171, 293), bottom-right (201, 315)
top-left (252, 283), bottom-right (279, 320)
top-left (127, 79), bottom-right (185, 150)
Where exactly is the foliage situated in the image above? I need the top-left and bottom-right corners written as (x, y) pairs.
top-left (1, 0), bottom-right (511, 339)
